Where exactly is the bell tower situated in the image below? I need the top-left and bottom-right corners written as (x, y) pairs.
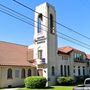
top-left (33, 2), bottom-right (57, 86)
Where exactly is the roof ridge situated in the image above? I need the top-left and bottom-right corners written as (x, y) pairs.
top-left (0, 41), bottom-right (28, 47)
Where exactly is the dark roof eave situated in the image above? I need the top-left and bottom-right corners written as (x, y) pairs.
top-left (0, 64), bottom-right (36, 67)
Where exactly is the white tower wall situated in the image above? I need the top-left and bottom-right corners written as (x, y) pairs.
top-left (33, 2), bottom-right (57, 86)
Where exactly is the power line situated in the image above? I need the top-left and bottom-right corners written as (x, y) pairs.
top-left (0, 9), bottom-right (34, 26)
top-left (1, 3), bottom-right (90, 48)
top-left (0, 3), bottom-right (48, 30)
top-left (0, 4), bottom-right (90, 50)
top-left (57, 32), bottom-right (90, 47)
top-left (0, 3), bottom-right (90, 48)
top-left (13, 0), bottom-right (90, 40)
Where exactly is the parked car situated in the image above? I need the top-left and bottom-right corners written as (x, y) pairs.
top-left (84, 78), bottom-right (90, 87)
top-left (73, 78), bottom-right (90, 90)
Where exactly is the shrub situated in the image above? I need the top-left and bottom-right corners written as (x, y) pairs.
top-left (24, 76), bottom-right (47, 88)
top-left (75, 75), bottom-right (90, 84)
top-left (57, 76), bottom-right (74, 86)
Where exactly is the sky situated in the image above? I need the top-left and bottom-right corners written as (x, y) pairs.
top-left (0, 0), bottom-right (90, 53)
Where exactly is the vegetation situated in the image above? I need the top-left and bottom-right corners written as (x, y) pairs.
top-left (24, 76), bottom-right (47, 88)
top-left (57, 76), bottom-right (74, 86)
top-left (75, 75), bottom-right (90, 84)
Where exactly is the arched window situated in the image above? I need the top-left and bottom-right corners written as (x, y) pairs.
top-left (7, 68), bottom-right (12, 79)
top-left (64, 65), bottom-right (66, 76)
top-left (21, 69), bottom-right (25, 78)
top-left (50, 14), bottom-right (54, 34)
top-left (67, 65), bottom-right (70, 76)
top-left (61, 65), bottom-right (63, 76)
top-left (78, 66), bottom-right (80, 76)
top-left (51, 66), bottom-right (55, 76)
top-left (28, 69), bottom-right (31, 76)
top-left (83, 66), bottom-right (85, 75)
top-left (38, 14), bottom-right (42, 33)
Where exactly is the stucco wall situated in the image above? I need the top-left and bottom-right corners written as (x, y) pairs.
top-left (0, 66), bottom-right (36, 88)
top-left (57, 54), bottom-right (71, 76)
top-left (57, 51), bottom-right (88, 78)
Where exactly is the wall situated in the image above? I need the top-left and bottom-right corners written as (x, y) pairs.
top-left (0, 66), bottom-right (36, 88)
top-left (57, 54), bottom-right (71, 77)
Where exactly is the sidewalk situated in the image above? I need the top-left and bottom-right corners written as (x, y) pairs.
top-left (0, 88), bottom-right (18, 90)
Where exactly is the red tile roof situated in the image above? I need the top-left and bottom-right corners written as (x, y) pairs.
top-left (86, 54), bottom-right (90, 60)
top-left (58, 46), bottom-right (85, 54)
top-left (58, 46), bottom-right (73, 53)
top-left (0, 41), bottom-right (34, 67)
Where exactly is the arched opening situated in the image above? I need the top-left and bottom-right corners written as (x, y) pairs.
top-left (21, 68), bottom-right (25, 78)
top-left (7, 68), bottom-right (12, 79)
top-left (64, 65), bottom-right (66, 76)
top-left (51, 66), bottom-right (55, 76)
top-left (28, 69), bottom-right (31, 76)
top-left (78, 66), bottom-right (80, 76)
top-left (50, 14), bottom-right (55, 34)
top-left (38, 14), bottom-right (42, 33)
top-left (83, 66), bottom-right (85, 75)
top-left (61, 65), bottom-right (63, 76)
top-left (67, 65), bottom-right (70, 76)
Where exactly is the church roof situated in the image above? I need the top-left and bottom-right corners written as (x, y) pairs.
top-left (58, 46), bottom-right (85, 54)
top-left (86, 54), bottom-right (90, 60)
top-left (0, 41), bottom-right (34, 67)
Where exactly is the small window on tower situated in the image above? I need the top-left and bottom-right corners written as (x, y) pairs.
top-left (38, 50), bottom-right (42, 60)
top-left (50, 14), bottom-right (55, 34)
top-left (38, 14), bottom-right (42, 33)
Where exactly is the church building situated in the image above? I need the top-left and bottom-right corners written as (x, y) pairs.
top-left (0, 2), bottom-right (90, 88)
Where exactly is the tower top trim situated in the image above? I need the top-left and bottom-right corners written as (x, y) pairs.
top-left (36, 2), bottom-right (55, 11)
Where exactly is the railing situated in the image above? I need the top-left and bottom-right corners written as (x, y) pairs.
top-left (74, 58), bottom-right (88, 63)
top-left (40, 58), bottom-right (45, 64)
top-left (34, 58), bottom-right (46, 64)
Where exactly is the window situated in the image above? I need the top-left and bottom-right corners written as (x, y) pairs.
top-left (38, 50), bottom-right (42, 59)
top-left (28, 69), bottom-right (31, 76)
top-left (51, 66), bottom-right (55, 76)
top-left (85, 80), bottom-right (90, 84)
top-left (7, 68), bottom-right (12, 79)
top-left (67, 65), bottom-right (70, 76)
top-left (83, 67), bottom-right (85, 75)
top-left (61, 65), bottom-right (63, 76)
top-left (73, 66), bottom-right (75, 74)
top-left (38, 14), bottom-right (42, 33)
top-left (74, 53), bottom-right (84, 60)
top-left (87, 62), bottom-right (89, 67)
top-left (64, 65), bottom-right (66, 76)
top-left (62, 55), bottom-right (68, 60)
top-left (21, 69), bottom-right (25, 78)
top-left (78, 66), bottom-right (80, 76)
top-left (15, 70), bottom-right (19, 78)
top-left (50, 14), bottom-right (55, 34)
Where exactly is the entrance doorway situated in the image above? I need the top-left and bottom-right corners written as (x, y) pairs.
top-left (37, 69), bottom-right (43, 76)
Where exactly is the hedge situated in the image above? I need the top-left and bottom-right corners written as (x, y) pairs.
top-left (24, 76), bottom-right (47, 88)
top-left (57, 76), bottom-right (74, 86)
top-left (74, 75), bottom-right (90, 83)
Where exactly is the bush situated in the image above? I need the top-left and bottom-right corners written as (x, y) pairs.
top-left (24, 76), bottom-right (47, 88)
top-left (57, 76), bottom-right (74, 86)
top-left (75, 75), bottom-right (90, 83)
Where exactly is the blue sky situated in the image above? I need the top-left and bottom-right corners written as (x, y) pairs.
top-left (0, 0), bottom-right (90, 53)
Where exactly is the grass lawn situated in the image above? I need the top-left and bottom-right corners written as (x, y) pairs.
top-left (16, 86), bottom-right (74, 90)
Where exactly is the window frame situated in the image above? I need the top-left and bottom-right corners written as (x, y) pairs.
top-left (38, 14), bottom-right (42, 33)
top-left (38, 50), bottom-right (42, 60)
top-left (28, 69), bottom-right (31, 76)
top-left (50, 14), bottom-right (55, 34)
top-left (51, 66), bottom-right (55, 76)
top-left (7, 68), bottom-right (12, 79)
top-left (21, 68), bottom-right (26, 79)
